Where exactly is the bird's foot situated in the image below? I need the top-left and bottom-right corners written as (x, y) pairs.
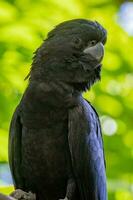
top-left (10, 189), bottom-right (36, 200)
top-left (59, 197), bottom-right (69, 200)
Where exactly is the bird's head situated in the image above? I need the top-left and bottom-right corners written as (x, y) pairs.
top-left (30, 19), bottom-right (107, 92)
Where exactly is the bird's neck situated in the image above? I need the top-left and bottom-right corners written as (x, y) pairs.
top-left (24, 80), bottom-right (81, 109)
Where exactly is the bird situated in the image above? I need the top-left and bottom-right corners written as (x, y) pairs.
top-left (9, 19), bottom-right (107, 200)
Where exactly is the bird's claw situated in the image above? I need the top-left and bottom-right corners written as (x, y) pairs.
top-left (10, 189), bottom-right (36, 200)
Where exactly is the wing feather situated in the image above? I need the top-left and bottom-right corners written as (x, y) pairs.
top-left (8, 105), bottom-right (24, 189)
top-left (68, 97), bottom-right (107, 200)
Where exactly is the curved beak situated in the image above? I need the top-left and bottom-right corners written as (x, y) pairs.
top-left (83, 42), bottom-right (104, 62)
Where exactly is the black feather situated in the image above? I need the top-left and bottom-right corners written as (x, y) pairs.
top-left (9, 19), bottom-right (107, 200)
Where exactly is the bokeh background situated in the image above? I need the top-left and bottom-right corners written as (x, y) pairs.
top-left (0, 0), bottom-right (133, 199)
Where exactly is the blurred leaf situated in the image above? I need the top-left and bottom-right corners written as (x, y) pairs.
top-left (0, 185), bottom-right (14, 194)
top-left (0, 129), bottom-right (8, 162)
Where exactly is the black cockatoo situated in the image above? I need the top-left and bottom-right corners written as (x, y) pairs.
top-left (9, 19), bottom-right (107, 200)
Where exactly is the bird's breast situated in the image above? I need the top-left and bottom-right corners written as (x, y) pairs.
top-left (19, 84), bottom-right (71, 192)
top-left (21, 111), bottom-right (70, 194)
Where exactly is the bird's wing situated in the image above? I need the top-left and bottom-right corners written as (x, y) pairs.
top-left (8, 105), bottom-right (24, 189)
top-left (68, 98), bottom-right (107, 200)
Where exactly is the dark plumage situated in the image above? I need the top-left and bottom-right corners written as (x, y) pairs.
top-left (9, 19), bottom-right (107, 200)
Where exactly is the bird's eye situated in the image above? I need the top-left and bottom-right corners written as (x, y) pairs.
top-left (89, 40), bottom-right (97, 46)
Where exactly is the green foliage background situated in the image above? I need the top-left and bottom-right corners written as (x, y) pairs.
top-left (0, 0), bottom-right (133, 199)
